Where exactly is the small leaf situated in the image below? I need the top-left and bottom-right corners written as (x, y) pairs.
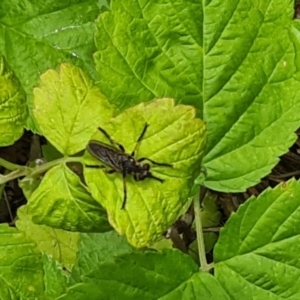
top-left (84, 98), bottom-right (206, 247)
top-left (16, 205), bottom-right (79, 270)
top-left (214, 178), bottom-right (300, 299)
top-left (59, 249), bottom-right (229, 300)
top-left (0, 224), bottom-right (44, 299)
top-left (27, 164), bottom-right (111, 232)
top-left (0, 56), bottom-right (27, 146)
top-left (32, 63), bottom-right (114, 155)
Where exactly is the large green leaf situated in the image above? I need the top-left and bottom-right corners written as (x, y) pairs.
top-left (59, 249), bottom-right (230, 300)
top-left (202, 0), bottom-right (300, 191)
top-left (0, 224), bottom-right (44, 299)
top-left (27, 164), bottom-right (111, 232)
top-left (0, 56), bottom-right (27, 145)
top-left (84, 98), bottom-right (206, 247)
top-left (93, 0), bottom-right (300, 193)
top-left (32, 63), bottom-right (114, 155)
top-left (214, 178), bottom-right (300, 299)
top-left (0, 0), bottom-right (105, 130)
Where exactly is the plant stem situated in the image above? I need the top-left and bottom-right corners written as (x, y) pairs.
top-left (0, 157), bottom-right (24, 171)
top-left (0, 156), bottom-right (83, 185)
top-left (194, 187), bottom-right (210, 272)
top-left (30, 156), bottom-right (82, 177)
top-left (0, 169), bottom-right (29, 185)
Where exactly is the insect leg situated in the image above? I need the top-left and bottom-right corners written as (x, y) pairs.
top-left (121, 169), bottom-right (127, 210)
top-left (148, 173), bottom-right (165, 183)
top-left (133, 170), bottom-right (165, 183)
top-left (137, 157), bottom-right (172, 167)
top-left (98, 127), bottom-right (125, 152)
top-left (131, 123), bottom-right (149, 156)
top-left (85, 165), bottom-right (106, 169)
top-left (85, 165), bottom-right (116, 174)
top-left (105, 169), bottom-right (116, 174)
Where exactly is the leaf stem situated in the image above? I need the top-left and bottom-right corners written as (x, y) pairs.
top-left (194, 187), bottom-right (210, 271)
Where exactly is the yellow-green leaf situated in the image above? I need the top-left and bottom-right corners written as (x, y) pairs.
top-left (84, 98), bottom-right (206, 247)
top-left (32, 63), bottom-right (114, 155)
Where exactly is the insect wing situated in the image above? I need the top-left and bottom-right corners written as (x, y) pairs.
top-left (87, 140), bottom-right (124, 170)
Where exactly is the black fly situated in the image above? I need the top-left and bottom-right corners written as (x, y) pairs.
top-left (86, 124), bottom-right (172, 209)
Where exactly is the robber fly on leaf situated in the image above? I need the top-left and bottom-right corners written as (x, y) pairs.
top-left (86, 124), bottom-right (172, 209)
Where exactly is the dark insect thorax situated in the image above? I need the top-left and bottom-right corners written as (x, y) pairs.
top-left (123, 158), bottom-right (141, 175)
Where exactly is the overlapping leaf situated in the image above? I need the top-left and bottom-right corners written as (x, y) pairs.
top-left (214, 178), bottom-right (300, 299)
top-left (27, 164), bottom-right (111, 232)
top-left (84, 98), bottom-right (206, 247)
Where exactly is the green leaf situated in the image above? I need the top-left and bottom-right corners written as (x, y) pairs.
top-left (93, 0), bottom-right (300, 194)
top-left (84, 98), bottom-right (206, 247)
top-left (16, 205), bottom-right (79, 270)
top-left (71, 231), bottom-right (133, 282)
top-left (214, 178), bottom-right (300, 299)
top-left (0, 56), bottom-right (27, 145)
top-left (27, 164), bottom-right (111, 232)
top-left (202, 1), bottom-right (300, 191)
top-left (32, 63), bottom-right (114, 155)
top-left (0, 224), bottom-right (44, 299)
top-left (94, 1), bottom-right (202, 112)
top-left (0, 0), bottom-right (103, 131)
top-left (59, 249), bottom-right (230, 300)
